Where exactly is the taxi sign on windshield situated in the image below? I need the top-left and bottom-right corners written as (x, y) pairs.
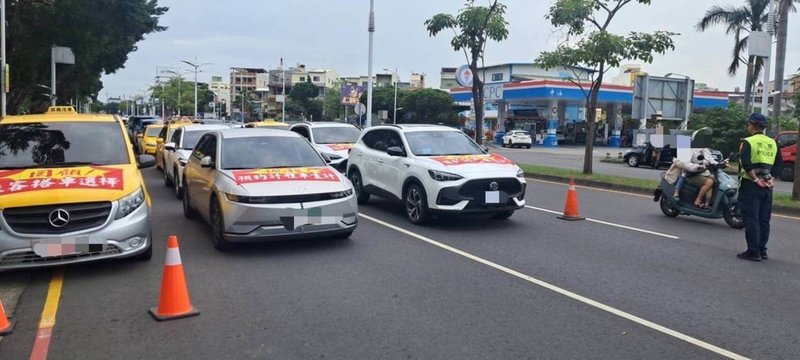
top-left (430, 153), bottom-right (513, 166)
top-left (0, 166), bottom-right (124, 195)
top-left (233, 167), bottom-right (339, 184)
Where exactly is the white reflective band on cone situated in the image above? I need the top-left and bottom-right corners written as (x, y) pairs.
top-left (164, 248), bottom-right (182, 266)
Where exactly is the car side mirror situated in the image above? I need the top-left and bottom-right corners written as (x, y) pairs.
top-left (321, 153), bottom-right (332, 163)
top-left (200, 156), bottom-right (215, 168)
top-left (387, 146), bottom-right (406, 157)
top-left (164, 142), bottom-right (176, 151)
top-left (157, 138), bottom-right (164, 144)
top-left (137, 155), bottom-right (156, 169)
top-left (482, 146), bottom-right (490, 153)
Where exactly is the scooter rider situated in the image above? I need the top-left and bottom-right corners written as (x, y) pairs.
top-left (685, 148), bottom-right (718, 209)
top-left (737, 113), bottom-right (783, 262)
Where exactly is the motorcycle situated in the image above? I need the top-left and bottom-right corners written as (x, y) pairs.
top-left (653, 160), bottom-right (745, 229)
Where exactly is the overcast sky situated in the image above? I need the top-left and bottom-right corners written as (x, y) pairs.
top-left (100, 0), bottom-right (800, 99)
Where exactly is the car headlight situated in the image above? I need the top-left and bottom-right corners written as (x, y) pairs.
top-left (225, 193), bottom-right (250, 203)
top-left (517, 168), bottom-right (525, 178)
top-left (428, 169), bottom-right (463, 181)
top-left (178, 158), bottom-right (188, 166)
top-left (323, 153), bottom-right (343, 160)
top-left (329, 189), bottom-right (354, 199)
top-left (146, 142), bottom-right (156, 146)
top-left (116, 187), bottom-right (145, 219)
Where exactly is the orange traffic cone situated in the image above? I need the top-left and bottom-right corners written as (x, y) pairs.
top-left (558, 178), bottom-right (585, 221)
top-left (149, 235), bottom-right (199, 321)
top-left (0, 299), bottom-right (13, 336)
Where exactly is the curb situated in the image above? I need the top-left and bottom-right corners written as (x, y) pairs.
top-left (524, 173), bottom-right (800, 218)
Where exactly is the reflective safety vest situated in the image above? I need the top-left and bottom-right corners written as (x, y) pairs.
top-left (739, 133), bottom-right (778, 181)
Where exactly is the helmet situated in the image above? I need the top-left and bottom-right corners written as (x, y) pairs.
top-left (748, 113), bottom-right (769, 128)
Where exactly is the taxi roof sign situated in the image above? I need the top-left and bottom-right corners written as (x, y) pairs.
top-left (46, 106), bottom-right (77, 114)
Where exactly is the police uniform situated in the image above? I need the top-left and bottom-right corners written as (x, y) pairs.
top-left (737, 125), bottom-right (783, 261)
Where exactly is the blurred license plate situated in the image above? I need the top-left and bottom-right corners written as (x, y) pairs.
top-left (32, 237), bottom-right (106, 258)
top-left (485, 191), bottom-right (500, 204)
top-left (280, 208), bottom-right (342, 230)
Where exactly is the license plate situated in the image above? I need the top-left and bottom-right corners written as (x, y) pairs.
top-left (485, 191), bottom-right (500, 204)
top-left (32, 236), bottom-right (106, 258)
top-left (279, 208), bottom-right (342, 230)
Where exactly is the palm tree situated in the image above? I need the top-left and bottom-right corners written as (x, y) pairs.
top-left (697, 0), bottom-right (771, 112)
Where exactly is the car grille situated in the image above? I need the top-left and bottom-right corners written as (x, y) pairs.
top-left (458, 178), bottom-right (523, 199)
top-left (233, 191), bottom-right (351, 204)
top-left (0, 245), bottom-right (122, 267)
top-left (2, 202), bottom-right (113, 235)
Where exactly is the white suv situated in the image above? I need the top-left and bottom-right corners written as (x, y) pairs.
top-left (163, 124), bottom-right (231, 198)
top-left (347, 125), bottom-right (527, 224)
top-left (502, 130), bottom-right (532, 148)
top-left (290, 122), bottom-right (361, 173)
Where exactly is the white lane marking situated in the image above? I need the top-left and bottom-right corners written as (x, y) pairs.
top-left (524, 206), bottom-right (680, 240)
top-left (527, 178), bottom-right (800, 222)
top-left (359, 213), bottom-right (748, 360)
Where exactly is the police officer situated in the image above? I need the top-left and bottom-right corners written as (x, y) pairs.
top-left (737, 113), bottom-right (783, 261)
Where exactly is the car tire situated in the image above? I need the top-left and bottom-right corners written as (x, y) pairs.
top-left (405, 183), bottom-right (431, 225)
top-left (526, 145), bottom-right (531, 149)
top-left (130, 236), bottom-right (153, 261)
top-left (182, 177), bottom-right (198, 219)
top-left (349, 170), bottom-right (370, 204)
top-left (174, 167), bottom-right (183, 199)
top-left (501, 141), bottom-right (507, 148)
top-left (491, 210), bottom-right (515, 219)
top-left (164, 166), bottom-right (173, 187)
top-left (780, 163), bottom-right (794, 182)
top-left (210, 197), bottom-right (232, 251)
top-left (626, 155), bottom-right (639, 168)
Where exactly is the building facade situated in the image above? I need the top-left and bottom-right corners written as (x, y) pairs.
top-left (229, 67), bottom-right (268, 120)
top-left (410, 73), bottom-right (426, 89)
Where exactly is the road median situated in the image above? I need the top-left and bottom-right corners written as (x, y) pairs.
top-left (520, 164), bottom-right (800, 217)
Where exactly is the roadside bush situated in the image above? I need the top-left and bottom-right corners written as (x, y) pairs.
top-left (690, 104), bottom-right (749, 160)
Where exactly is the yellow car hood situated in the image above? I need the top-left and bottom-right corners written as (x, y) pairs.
top-left (0, 165), bottom-right (142, 208)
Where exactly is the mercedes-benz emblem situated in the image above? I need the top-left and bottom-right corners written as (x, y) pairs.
top-left (48, 209), bottom-right (71, 228)
top-left (489, 182), bottom-right (499, 191)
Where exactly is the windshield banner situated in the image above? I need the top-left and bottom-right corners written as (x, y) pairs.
top-left (233, 167), bottom-right (339, 184)
top-left (430, 154), bottom-right (514, 166)
top-left (326, 144), bottom-right (353, 151)
top-left (0, 167), bottom-right (124, 195)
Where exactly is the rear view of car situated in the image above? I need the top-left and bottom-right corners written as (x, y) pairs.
top-left (182, 128), bottom-right (357, 250)
top-left (0, 107), bottom-right (155, 270)
top-left (502, 130), bottom-right (532, 148)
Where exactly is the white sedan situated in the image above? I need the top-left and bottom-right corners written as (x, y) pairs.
top-left (502, 130), bottom-right (532, 149)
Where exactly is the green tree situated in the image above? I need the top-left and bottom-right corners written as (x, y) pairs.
top-left (425, 0), bottom-right (509, 144)
top-left (323, 86), bottom-right (343, 121)
top-left (535, 0), bottom-right (676, 174)
top-left (6, 0), bottom-right (167, 114)
top-left (360, 86), bottom-right (407, 123)
top-left (690, 103), bottom-right (749, 160)
top-left (401, 89), bottom-right (456, 125)
top-left (697, 0), bottom-right (776, 113)
top-left (150, 78), bottom-right (203, 117)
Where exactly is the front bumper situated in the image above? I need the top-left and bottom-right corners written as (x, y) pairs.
top-left (219, 194), bottom-right (358, 242)
top-left (431, 178), bottom-right (526, 214)
top-left (0, 201), bottom-right (151, 270)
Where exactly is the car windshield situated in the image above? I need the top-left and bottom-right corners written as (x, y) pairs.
top-left (145, 126), bottom-right (163, 136)
top-left (181, 130), bottom-right (209, 150)
top-left (221, 136), bottom-right (326, 170)
top-left (0, 122), bottom-right (130, 168)
top-left (312, 126), bottom-right (360, 144)
top-left (405, 131), bottom-right (484, 156)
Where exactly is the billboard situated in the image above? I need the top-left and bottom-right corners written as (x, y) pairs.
top-left (340, 85), bottom-right (365, 106)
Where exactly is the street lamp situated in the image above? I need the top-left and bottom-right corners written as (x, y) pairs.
top-left (383, 67), bottom-right (398, 124)
top-left (366, 0), bottom-right (375, 128)
top-left (181, 59), bottom-right (211, 118)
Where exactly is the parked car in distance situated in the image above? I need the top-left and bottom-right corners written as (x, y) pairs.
top-left (501, 130), bottom-right (532, 149)
top-left (162, 124), bottom-right (232, 198)
top-left (776, 131), bottom-right (797, 181)
top-left (290, 122), bottom-right (361, 173)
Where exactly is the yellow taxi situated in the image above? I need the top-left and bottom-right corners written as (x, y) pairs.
top-left (155, 121), bottom-right (190, 171)
top-left (0, 106), bottom-right (155, 269)
top-left (139, 124), bottom-right (165, 155)
top-left (244, 120), bottom-right (290, 129)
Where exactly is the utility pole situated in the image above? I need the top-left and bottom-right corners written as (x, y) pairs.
top-left (281, 58), bottom-right (286, 122)
top-left (760, 0), bottom-right (776, 118)
top-left (181, 59), bottom-right (211, 118)
top-left (366, 0), bottom-right (375, 128)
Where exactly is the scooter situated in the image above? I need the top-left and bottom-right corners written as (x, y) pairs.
top-left (653, 161), bottom-right (745, 229)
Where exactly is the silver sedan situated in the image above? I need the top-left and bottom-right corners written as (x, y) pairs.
top-left (181, 128), bottom-right (358, 250)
